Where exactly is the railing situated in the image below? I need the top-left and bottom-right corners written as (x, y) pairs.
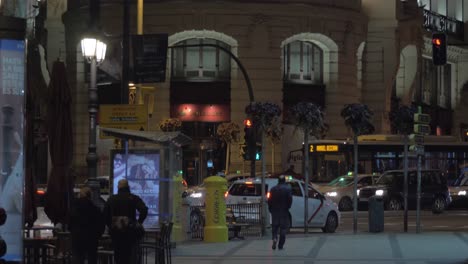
top-left (67, 0), bottom-right (361, 11)
top-left (423, 9), bottom-right (464, 40)
top-left (189, 203), bottom-right (262, 240)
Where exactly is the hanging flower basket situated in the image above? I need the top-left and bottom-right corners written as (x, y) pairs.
top-left (216, 122), bottom-right (240, 145)
top-left (159, 118), bottom-right (182, 132)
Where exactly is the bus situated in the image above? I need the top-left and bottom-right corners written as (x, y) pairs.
top-left (289, 134), bottom-right (468, 184)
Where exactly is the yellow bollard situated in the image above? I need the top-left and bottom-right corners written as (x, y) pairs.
top-left (171, 172), bottom-right (185, 242)
top-left (203, 175), bottom-right (228, 242)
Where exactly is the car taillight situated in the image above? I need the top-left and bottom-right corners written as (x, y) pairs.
top-left (36, 190), bottom-right (45, 195)
top-left (267, 192), bottom-right (270, 199)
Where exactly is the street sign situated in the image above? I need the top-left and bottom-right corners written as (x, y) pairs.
top-left (414, 124), bottom-right (430, 135)
top-left (414, 113), bottom-right (431, 124)
top-left (132, 34), bottom-right (169, 83)
top-left (409, 134), bottom-right (424, 145)
top-left (99, 104), bottom-right (148, 138)
top-left (409, 145), bottom-right (425, 155)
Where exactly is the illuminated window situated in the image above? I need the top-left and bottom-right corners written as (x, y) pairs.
top-left (171, 38), bottom-right (231, 81)
top-left (283, 41), bottom-right (323, 84)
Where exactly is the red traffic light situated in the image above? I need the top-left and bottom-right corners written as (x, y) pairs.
top-left (244, 119), bottom-right (253, 128)
top-left (432, 38), bottom-right (442, 47)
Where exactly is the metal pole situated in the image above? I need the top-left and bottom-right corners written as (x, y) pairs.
top-left (86, 58), bottom-right (102, 207)
top-left (137, 0), bottom-right (143, 35)
top-left (353, 134), bottom-right (358, 234)
top-left (403, 135), bottom-right (408, 232)
top-left (122, 0), bottom-right (130, 104)
top-left (87, 58), bottom-right (98, 180)
top-left (261, 132), bottom-right (268, 236)
top-left (416, 153), bottom-right (422, 233)
top-left (304, 130), bottom-right (309, 234)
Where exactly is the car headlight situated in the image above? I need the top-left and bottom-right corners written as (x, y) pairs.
top-left (375, 189), bottom-right (385, 196)
top-left (458, 190), bottom-right (467, 196)
top-left (325, 192), bottom-right (338, 197)
top-left (189, 192), bottom-right (203, 198)
top-left (357, 189), bottom-right (360, 196)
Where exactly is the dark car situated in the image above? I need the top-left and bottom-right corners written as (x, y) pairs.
top-left (358, 169), bottom-right (451, 214)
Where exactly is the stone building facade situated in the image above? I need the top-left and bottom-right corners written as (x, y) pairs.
top-left (56, 0), bottom-right (468, 183)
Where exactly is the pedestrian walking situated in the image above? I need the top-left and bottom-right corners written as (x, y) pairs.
top-left (103, 179), bottom-right (148, 264)
top-left (268, 175), bottom-right (292, 250)
top-left (69, 186), bottom-right (105, 264)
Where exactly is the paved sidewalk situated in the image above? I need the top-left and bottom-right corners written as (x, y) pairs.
top-left (172, 232), bottom-right (468, 264)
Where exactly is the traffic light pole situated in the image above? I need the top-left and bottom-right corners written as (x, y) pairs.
top-left (416, 152), bottom-right (422, 233)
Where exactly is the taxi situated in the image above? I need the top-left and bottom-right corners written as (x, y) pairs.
top-left (225, 176), bottom-right (340, 233)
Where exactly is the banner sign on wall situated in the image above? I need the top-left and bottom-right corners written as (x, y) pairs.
top-left (0, 39), bottom-right (25, 261)
top-left (132, 34), bottom-right (168, 84)
top-left (171, 104), bottom-right (230, 122)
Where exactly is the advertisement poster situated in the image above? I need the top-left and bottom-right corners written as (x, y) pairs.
top-left (0, 39), bottom-right (25, 261)
top-left (111, 151), bottom-right (160, 229)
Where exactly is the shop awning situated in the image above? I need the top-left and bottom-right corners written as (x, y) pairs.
top-left (100, 127), bottom-right (192, 146)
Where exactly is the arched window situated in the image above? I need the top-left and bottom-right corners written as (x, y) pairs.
top-left (171, 38), bottom-right (231, 81)
top-left (284, 41), bottom-right (323, 84)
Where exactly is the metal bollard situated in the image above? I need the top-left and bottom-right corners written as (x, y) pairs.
top-left (368, 196), bottom-right (384, 233)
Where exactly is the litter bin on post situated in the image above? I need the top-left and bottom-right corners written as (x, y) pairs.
top-left (368, 196), bottom-right (384, 232)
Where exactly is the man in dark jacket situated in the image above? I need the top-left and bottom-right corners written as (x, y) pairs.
top-left (103, 179), bottom-right (148, 264)
top-left (69, 186), bottom-right (105, 264)
top-left (268, 175), bottom-right (292, 250)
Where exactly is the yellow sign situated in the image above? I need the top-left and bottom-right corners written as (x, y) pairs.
top-left (310, 144), bottom-right (339, 152)
top-left (99, 104), bottom-right (148, 138)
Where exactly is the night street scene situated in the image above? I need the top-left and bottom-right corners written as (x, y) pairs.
top-left (2, 0), bottom-right (468, 263)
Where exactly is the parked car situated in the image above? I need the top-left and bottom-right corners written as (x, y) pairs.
top-left (448, 169), bottom-right (468, 208)
top-left (225, 177), bottom-right (340, 233)
top-left (316, 173), bottom-right (380, 211)
top-left (358, 169), bottom-right (451, 214)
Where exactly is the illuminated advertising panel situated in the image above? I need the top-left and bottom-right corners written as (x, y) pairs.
top-left (110, 150), bottom-right (160, 229)
top-left (0, 39), bottom-right (25, 261)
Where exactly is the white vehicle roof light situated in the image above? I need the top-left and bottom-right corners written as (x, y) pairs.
top-left (189, 192), bottom-right (203, 198)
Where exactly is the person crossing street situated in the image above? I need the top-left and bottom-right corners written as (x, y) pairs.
top-left (268, 175), bottom-right (292, 250)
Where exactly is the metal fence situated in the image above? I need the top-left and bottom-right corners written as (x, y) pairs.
top-left (189, 203), bottom-right (262, 240)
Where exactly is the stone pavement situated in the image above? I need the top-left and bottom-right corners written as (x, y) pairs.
top-left (172, 232), bottom-right (468, 264)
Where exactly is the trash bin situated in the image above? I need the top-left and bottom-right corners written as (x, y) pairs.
top-left (368, 195), bottom-right (384, 232)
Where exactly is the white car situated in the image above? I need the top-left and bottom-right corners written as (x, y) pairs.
top-left (449, 171), bottom-right (468, 208)
top-left (225, 177), bottom-right (340, 233)
top-left (316, 174), bottom-right (380, 211)
top-left (182, 172), bottom-right (271, 206)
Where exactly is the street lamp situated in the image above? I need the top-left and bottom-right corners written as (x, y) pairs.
top-left (81, 36), bottom-right (106, 204)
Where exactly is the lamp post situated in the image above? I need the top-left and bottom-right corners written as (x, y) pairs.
top-left (81, 37), bottom-right (106, 205)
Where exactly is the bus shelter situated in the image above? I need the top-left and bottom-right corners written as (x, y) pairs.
top-left (101, 127), bottom-right (191, 230)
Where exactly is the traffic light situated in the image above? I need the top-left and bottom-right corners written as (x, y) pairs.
top-left (432, 32), bottom-right (447, 65)
top-left (463, 129), bottom-right (468, 142)
top-left (244, 118), bottom-right (256, 148)
top-left (242, 145), bottom-right (262, 161)
top-left (243, 118), bottom-right (259, 161)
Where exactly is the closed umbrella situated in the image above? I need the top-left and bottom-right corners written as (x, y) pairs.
top-left (44, 60), bottom-right (74, 226)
